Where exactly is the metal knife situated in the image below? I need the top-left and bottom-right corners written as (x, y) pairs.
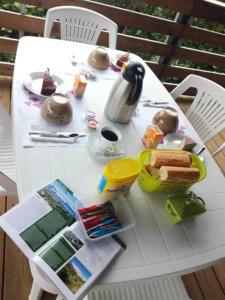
top-left (29, 130), bottom-right (86, 138)
top-left (30, 135), bottom-right (78, 143)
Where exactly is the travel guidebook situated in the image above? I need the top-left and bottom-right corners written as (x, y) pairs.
top-left (0, 179), bottom-right (124, 300)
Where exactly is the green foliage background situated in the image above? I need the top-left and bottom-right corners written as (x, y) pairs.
top-left (0, 1), bottom-right (225, 80)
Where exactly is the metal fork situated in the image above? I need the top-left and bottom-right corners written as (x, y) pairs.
top-left (140, 100), bottom-right (169, 105)
top-left (140, 99), bottom-right (169, 108)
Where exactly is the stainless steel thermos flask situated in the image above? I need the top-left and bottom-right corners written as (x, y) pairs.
top-left (104, 62), bottom-right (145, 123)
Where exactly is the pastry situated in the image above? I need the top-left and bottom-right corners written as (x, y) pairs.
top-left (41, 69), bottom-right (56, 96)
top-left (150, 150), bottom-right (192, 168)
top-left (180, 136), bottom-right (197, 151)
top-left (116, 52), bottom-right (129, 68)
top-left (159, 166), bottom-right (200, 182)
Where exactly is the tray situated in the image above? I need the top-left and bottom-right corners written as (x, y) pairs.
top-left (76, 194), bottom-right (136, 241)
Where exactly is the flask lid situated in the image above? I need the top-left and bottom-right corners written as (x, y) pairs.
top-left (122, 62), bottom-right (145, 83)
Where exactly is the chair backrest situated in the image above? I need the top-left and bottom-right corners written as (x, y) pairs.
top-left (44, 6), bottom-right (118, 49)
top-left (0, 103), bottom-right (17, 195)
top-left (170, 74), bottom-right (225, 143)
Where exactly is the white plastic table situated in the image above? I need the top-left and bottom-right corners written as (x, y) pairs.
top-left (12, 37), bottom-right (225, 298)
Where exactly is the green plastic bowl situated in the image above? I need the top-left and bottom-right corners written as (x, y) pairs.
top-left (137, 149), bottom-right (206, 193)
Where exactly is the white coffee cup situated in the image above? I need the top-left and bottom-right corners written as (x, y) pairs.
top-left (96, 126), bottom-right (122, 154)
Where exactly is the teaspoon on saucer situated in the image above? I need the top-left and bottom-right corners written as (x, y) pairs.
top-left (96, 150), bottom-right (125, 158)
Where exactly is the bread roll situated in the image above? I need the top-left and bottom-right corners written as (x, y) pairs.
top-left (150, 150), bottom-right (191, 168)
top-left (144, 165), bottom-right (160, 179)
top-left (159, 166), bottom-right (200, 182)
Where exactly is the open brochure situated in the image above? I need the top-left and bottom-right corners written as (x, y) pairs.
top-left (0, 179), bottom-right (124, 300)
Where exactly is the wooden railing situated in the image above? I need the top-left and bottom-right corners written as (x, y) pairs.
top-left (0, 0), bottom-right (225, 90)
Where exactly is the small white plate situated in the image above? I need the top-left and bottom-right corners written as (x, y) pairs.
top-left (87, 133), bottom-right (125, 163)
top-left (24, 71), bottom-right (64, 98)
top-left (164, 132), bottom-right (184, 149)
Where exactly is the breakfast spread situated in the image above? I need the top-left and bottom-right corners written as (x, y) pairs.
top-left (159, 166), bottom-right (200, 182)
top-left (77, 201), bottom-right (122, 239)
top-left (98, 158), bottom-right (141, 201)
top-left (80, 69), bottom-right (97, 80)
top-left (41, 93), bottom-right (73, 124)
top-left (116, 52), bottom-right (129, 68)
top-left (179, 136), bottom-right (197, 151)
top-left (88, 47), bottom-right (109, 70)
top-left (41, 68), bottom-right (56, 96)
top-left (73, 73), bottom-right (87, 98)
top-left (86, 110), bottom-right (99, 130)
top-left (145, 150), bottom-right (200, 183)
top-left (152, 107), bottom-right (179, 134)
top-left (142, 125), bottom-right (164, 149)
top-left (150, 151), bottom-right (192, 168)
top-left (165, 191), bottom-right (206, 224)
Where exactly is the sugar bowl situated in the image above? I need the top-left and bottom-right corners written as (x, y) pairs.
top-left (88, 47), bottom-right (109, 70)
top-left (41, 93), bottom-right (73, 124)
top-left (152, 107), bottom-right (179, 135)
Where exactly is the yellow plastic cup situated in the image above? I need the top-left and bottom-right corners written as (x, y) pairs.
top-left (98, 158), bottom-right (141, 201)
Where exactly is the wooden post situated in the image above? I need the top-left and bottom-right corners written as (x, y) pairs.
top-left (158, 13), bottom-right (193, 65)
top-left (158, 0), bottom-right (199, 80)
top-left (19, 4), bottom-right (27, 38)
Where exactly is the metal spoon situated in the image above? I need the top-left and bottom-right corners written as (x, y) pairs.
top-left (192, 146), bottom-right (205, 161)
top-left (195, 147), bottom-right (206, 156)
top-left (142, 103), bottom-right (169, 108)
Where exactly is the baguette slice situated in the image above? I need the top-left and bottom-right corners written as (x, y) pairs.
top-left (144, 165), bottom-right (160, 179)
top-left (150, 150), bottom-right (191, 168)
top-left (159, 166), bottom-right (200, 182)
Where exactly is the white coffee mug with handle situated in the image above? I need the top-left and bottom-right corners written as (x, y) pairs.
top-left (96, 126), bottom-right (122, 155)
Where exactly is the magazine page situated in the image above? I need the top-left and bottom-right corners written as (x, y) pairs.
top-left (0, 179), bottom-right (82, 259)
top-left (33, 222), bottom-right (123, 300)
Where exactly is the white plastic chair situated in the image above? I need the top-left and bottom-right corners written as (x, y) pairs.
top-left (88, 277), bottom-right (191, 300)
top-left (44, 6), bottom-right (118, 49)
top-left (29, 272), bottom-right (191, 300)
top-left (0, 103), bottom-right (17, 196)
top-left (170, 74), bottom-right (225, 156)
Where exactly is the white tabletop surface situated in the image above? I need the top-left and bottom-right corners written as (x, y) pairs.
top-left (12, 36), bottom-right (225, 285)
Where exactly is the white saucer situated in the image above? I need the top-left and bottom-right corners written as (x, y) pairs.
top-left (164, 133), bottom-right (205, 161)
top-left (164, 132), bottom-right (184, 149)
top-left (24, 71), bottom-right (64, 98)
top-left (87, 133), bottom-right (125, 163)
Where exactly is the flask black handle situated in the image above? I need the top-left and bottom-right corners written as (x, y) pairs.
top-left (126, 74), bottom-right (143, 105)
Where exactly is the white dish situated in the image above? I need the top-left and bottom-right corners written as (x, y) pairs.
top-left (87, 133), bottom-right (125, 163)
top-left (164, 132), bottom-right (184, 149)
top-left (164, 133), bottom-right (205, 161)
top-left (76, 195), bottom-right (136, 241)
top-left (24, 71), bottom-right (64, 98)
